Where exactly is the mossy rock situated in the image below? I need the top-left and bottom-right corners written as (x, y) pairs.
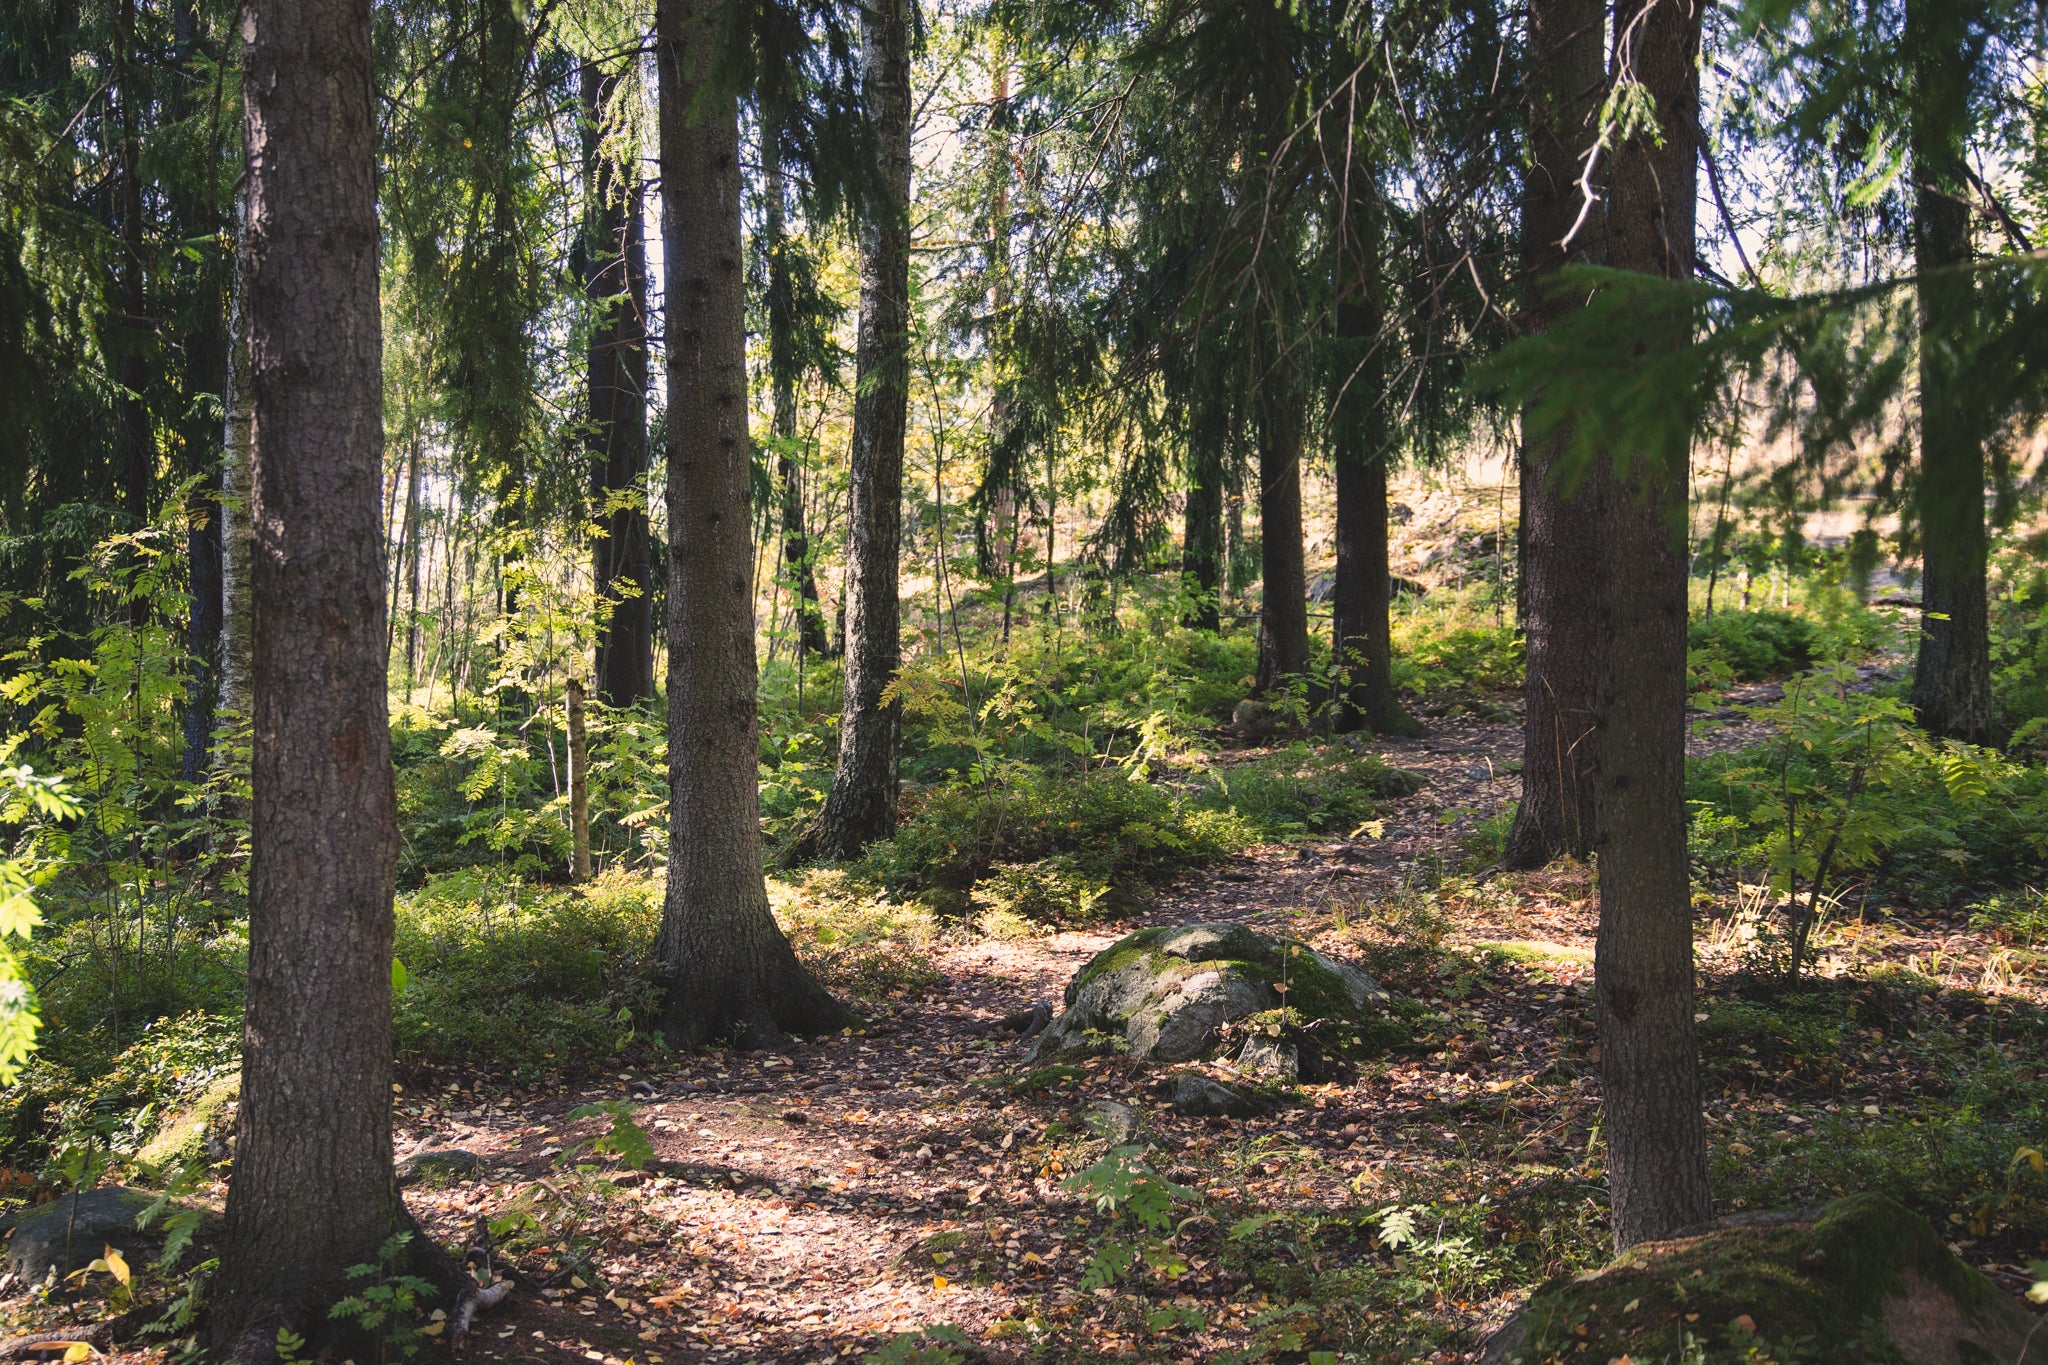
top-left (135, 1072), bottom-right (238, 1172)
top-left (1479, 1193), bottom-right (2036, 1365)
top-left (1030, 923), bottom-right (1398, 1066)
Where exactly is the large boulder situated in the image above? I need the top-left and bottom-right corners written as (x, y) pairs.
top-left (1479, 1193), bottom-right (2036, 1365)
top-left (1029, 923), bottom-right (1391, 1066)
top-left (2, 1186), bottom-right (170, 1283)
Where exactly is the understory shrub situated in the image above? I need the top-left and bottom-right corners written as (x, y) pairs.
top-left (1191, 743), bottom-right (1423, 838)
top-left (1687, 608), bottom-right (1818, 682)
top-left (855, 770), bottom-right (1255, 914)
top-left (392, 867), bottom-right (662, 1069)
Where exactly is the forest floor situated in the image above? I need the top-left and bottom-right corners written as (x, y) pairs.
top-left (15, 676), bottom-right (2048, 1364)
top-left (363, 677), bottom-right (2046, 1365)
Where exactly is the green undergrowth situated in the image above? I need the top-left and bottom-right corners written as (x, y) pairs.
top-left (1496, 1193), bottom-right (2007, 1365)
top-left (1190, 743), bottom-right (1424, 838)
top-left (853, 769), bottom-right (1256, 919)
top-left (390, 867), bottom-right (664, 1073)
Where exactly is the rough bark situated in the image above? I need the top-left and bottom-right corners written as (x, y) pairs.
top-left (209, 0), bottom-right (413, 1348)
top-left (1503, 0), bottom-right (1608, 869)
top-left (1907, 0), bottom-right (1997, 746)
top-left (762, 94), bottom-right (833, 662)
top-left (178, 481), bottom-right (223, 789)
top-left (1252, 373), bottom-right (1309, 694)
top-left (568, 678), bottom-right (591, 882)
top-left (1331, 179), bottom-right (1418, 736)
top-left (655, 0), bottom-right (852, 1046)
top-left (583, 65), bottom-right (655, 709)
top-left (1595, 0), bottom-right (1712, 1252)
top-left (815, 0), bottom-right (913, 861)
top-left (114, 0), bottom-right (152, 627)
top-left (1181, 435), bottom-right (1223, 631)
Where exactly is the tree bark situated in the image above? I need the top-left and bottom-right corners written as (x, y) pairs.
top-left (114, 0), bottom-right (153, 628)
top-left (815, 0), bottom-right (912, 861)
top-left (1252, 371), bottom-right (1309, 694)
top-left (583, 64), bottom-right (656, 709)
top-left (1331, 175), bottom-right (1418, 735)
top-left (655, 0), bottom-right (852, 1045)
top-left (1503, 0), bottom-right (1608, 869)
top-left (568, 677), bottom-right (592, 882)
top-left (762, 93), bottom-right (833, 662)
top-left (1907, 0), bottom-right (1996, 746)
top-left (1181, 434), bottom-right (1223, 631)
top-left (179, 481), bottom-right (223, 788)
top-left (209, 0), bottom-right (414, 1348)
top-left (1594, 0), bottom-right (1712, 1253)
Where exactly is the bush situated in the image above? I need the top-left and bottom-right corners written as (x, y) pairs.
top-left (856, 770), bottom-right (1256, 913)
top-left (392, 868), bottom-right (662, 1070)
top-left (1687, 608), bottom-right (1818, 683)
top-left (1191, 743), bottom-right (1423, 838)
top-left (1391, 589), bottom-right (1523, 699)
top-left (771, 871), bottom-right (944, 997)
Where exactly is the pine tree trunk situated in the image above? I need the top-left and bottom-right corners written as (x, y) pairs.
top-left (1331, 179), bottom-right (1417, 735)
top-left (762, 96), bottom-right (833, 662)
top-left (114, 0), bottom-right (152, 628)
top-left (179, 480), bottom-right (223, 788)
top-left (1907, 0), bottom-right (1996, 745)
top-left (1595, 0), bottom-right (1712, 1253)
top-left (210, 0), bottom-right (411, 1347)
top-left (655, 0), bottom-right (852, 1045)
top-left (1182, 436), bottom-right (1223, 631)
top-left (583, 64), bottom-right (655, 709)
top-left (1253, 373), bottom-right (1309, 694)
top-left (1504, 0), bottom-right (1607, 869)
top-left (816, 0), bottom-right (912, 861)
top-left (568, 678), bottom-right (592, 882)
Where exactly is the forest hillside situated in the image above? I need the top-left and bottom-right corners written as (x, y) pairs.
top-left (4, 0), bottom-right (2048, 1362)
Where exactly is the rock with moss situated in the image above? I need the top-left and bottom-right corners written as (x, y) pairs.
top-left (135, 1072), bottom-right (238, 1172)
top-left (1028, 923), bottom-right (1394, 1067)
top-left (1479, 1193), bottom-right (2036, 1365)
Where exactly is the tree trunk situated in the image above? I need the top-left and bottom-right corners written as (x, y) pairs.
top-left (583, 64), bottom-right (656, 709)
top-left (568, 678), bottom-right (592, 882)
top-left (1181, 434), bottom-right (1223, 631)
top-left (1595, 0), bottom-right (1712, 1253)
top-left (179, 481), bottom-right (223, 788)
top-left (114, 0), bottom-right (152, 628)
top-left (1907, 0), bottom-right (1996, 746)
top-left (655, 0), bottom-right (852, 1045)
top-left (1331, 177), bottom-right (1417, 735)
top-left (1503, 0), bottom-right (1608, 869)
top-left (1252, 372), bottom-right (1309, 694)
top-left (209, 0), bottom-right (415, 1348)
top-left (815, 0), bottom-right (912, 861)
top-left (762, 95), bottom-right (833, 663)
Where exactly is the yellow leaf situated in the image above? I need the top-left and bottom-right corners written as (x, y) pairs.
top-left (421, 1322), bottom-right (446, 1337)
top-left (932, 1274), bottom-right (950, 1292)
top-left (570, 1274), bottom-right (590, 1290)
top-left (62, 1346), bottom-right (91, 1363)
top-left (102, 1246), bottom-right (129, 1288)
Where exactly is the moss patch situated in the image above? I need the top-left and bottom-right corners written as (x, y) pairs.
top-left (1486, 1193), bottom-right (2029, 1365)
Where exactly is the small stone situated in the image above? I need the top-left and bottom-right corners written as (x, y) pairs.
top-left (1082, 1100), bottom-right (1141, 1146)
top-left (1237, 1034), bottom-right (1299, 1080)
top-left (1166, 1075), bottom-right (1263, 1119)
top-left (396, 1147), bottom-right (483, 1185)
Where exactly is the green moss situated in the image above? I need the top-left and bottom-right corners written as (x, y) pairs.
top-left (135, 1072), bottom-right (238, 1172)
top-left (1498, 1194), bottom-right (2021, 1365)
top-left (994, 1064), bottom-right (1084, 1095)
